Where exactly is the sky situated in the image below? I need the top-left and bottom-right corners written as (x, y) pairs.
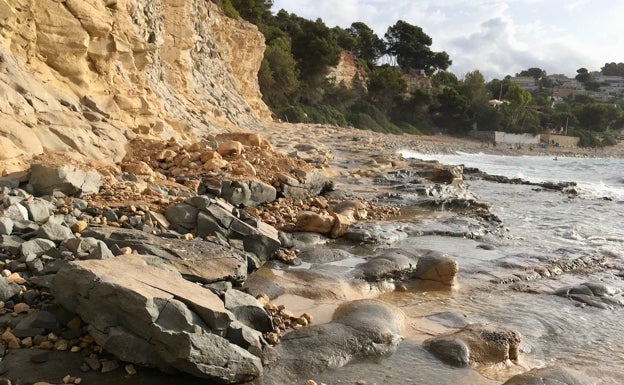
top-left (271, 0), bottom-right (624, 80)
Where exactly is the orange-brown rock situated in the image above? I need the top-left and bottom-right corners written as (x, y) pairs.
top-left (217, 140), bottom-right (244, 157)
top-left (295, 211), bottom-right (335, 234)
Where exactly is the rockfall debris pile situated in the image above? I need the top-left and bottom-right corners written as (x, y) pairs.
top-left (0, 132), bottom-right (410, 384)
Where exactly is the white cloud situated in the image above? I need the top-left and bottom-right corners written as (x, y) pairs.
top-left (271, 0), bottom-right (624, 79)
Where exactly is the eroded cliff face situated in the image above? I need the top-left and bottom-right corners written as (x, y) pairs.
top-left (0, 0), bottom-right (271, 174)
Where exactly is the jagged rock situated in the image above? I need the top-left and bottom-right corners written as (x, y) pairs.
top-left (29, 164), bottom-right (102, 196)
top-left (262, 299), bottom-right (403, 385)
top-left (0, 217), bottom-right (13, 235)
top-left (280, 170), bottom-right (332, 200)
top-left (1, 235), bottom-right (24, 255)
top-left (219, 180), bottom-right (276, 207)
top-left (85, 241), bottom-right (114, 260)
top-left (184, 196), bottom-right (280, 261)
top-left (425, 324), bottom-right (521, 368)
top-left (502, 367), bottom-right (594, 385)
top-left (412, 251), bottom-right (458, 286)
top-left (553, 281), bottom-right (624, 309)
top-left (3, 202), bottom-right (28, 221)
top-left (82, 226), bottom-right (248, 284)
top-left (295, 211), bottom-right (334, 234)
top-left (164, 203), bottom-right (198, 231)
top-left (36, 220), bottom-right (74, 242)
top-left (0, 277), bottom-right (20, 302)
top-left (51, 255), bottom-right (262, 383)
top-left (223, 289), bottom-right (273, 333)
top-left (23, 198), bottom-right (53, 223)
top-left (20, 238), bottom-right (56, 258)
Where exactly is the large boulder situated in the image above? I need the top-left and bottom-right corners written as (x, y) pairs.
top-left (51, 255), bottom-right (263, 383)
top-left (359, 252), bottom-right (416, 281)
top-left (425, 324), bottom-right (521, 368)
top-left (29, 164), bottom-right (102, 196)
top-left (412, 251), bottom-right (458, 286)
top-left (262, 299), bottom-right (403, 385)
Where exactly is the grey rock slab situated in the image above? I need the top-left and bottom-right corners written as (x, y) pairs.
top-left (3, 202), bottom-right (28, 221)
top-left (220, 180), bottom-right (251, 207)
top-left (224, 289), bottom-right (272, 333)
top-left (51, 255), bottom-right (261, 383)
top-left (1, 234), bottom-right (24, 255)
top-left (280, 170), bottom-right (332, 200)
top-left (23, 198), bottom-right (53, 223)
top-left (164, 203), bottom-right (198, 230)
top-left (248, 180), bottom-right (277, 206)
top-left (0, 277), bottom-right (20, 302)
top-left (29, 164), bottom-right (102, 196)
top-left (82, 226), bottom-right (247, 284)
top-left (20, 238), bottom-right (56, 258)
top-left (36, 220), bottom-right (74, 242)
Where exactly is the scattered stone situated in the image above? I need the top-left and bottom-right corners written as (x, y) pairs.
top-left (70, 220), bottom-right (88, 233)
top-left (100, 359), bottom-right (119, 373)
top-left (13, 302), bottom-right (30, 314)
top-left (125, 364), bottom-right (137, 375)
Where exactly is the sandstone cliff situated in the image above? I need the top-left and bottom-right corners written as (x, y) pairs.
top-left (0, 0), bottom-right (271, 174)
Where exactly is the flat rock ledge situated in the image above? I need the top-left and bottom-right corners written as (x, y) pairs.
top-left (51, 255), bottom-right (264, 384)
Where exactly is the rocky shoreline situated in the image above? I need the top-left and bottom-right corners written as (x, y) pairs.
top-left (0, 125), bottom-right (604, 385)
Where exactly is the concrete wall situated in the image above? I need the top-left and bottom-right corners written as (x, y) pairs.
top-left (494, 132), bottom-right (540, 145)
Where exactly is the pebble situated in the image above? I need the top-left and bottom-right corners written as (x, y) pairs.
top-left (125, 364), bottom-right (137, 375)
top-left (13, 302), bottom-right (30, 314)
top-left (101, 359), bottom-right (119, 373)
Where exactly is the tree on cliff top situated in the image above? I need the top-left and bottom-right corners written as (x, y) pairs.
top-left (347, 22), bottom-right (385, 68)
top-left (384, 20), bottom-right (451, 75)
top-left (229, 0), bottom-right (273, 24)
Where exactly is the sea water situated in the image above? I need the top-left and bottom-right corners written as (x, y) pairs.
top-left (391, 151), bottom-right (624, 384)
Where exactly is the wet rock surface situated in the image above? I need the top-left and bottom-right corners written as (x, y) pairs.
top-left (260, 300), bottom-right (403, 385)
top-left (425, 324), bottom-right (522, 368)
top-left (502, 366), bottom-right (594, 385)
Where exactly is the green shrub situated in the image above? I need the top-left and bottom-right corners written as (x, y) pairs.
top-left (221, 0), bottom-right (239, 19)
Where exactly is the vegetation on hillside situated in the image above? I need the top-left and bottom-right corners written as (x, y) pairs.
top-left (219, 0), bottom-right (624, 147)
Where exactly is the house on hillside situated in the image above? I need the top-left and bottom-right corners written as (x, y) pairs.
top-left (510, 76), bottom-right (538, 91)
